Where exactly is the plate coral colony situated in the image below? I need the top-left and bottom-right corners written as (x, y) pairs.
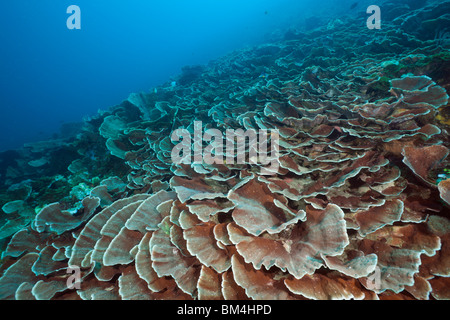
top-left (0, 0), bottom-right (449, 300)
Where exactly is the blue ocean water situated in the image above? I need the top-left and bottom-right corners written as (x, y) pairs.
top-left (1, 0), bottom-right (450, 303)
top-left (0, 0), bottom-right (369, 152)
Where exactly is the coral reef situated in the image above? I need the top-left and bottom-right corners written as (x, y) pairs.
top-left (0, 0), bottom-right (449, 300)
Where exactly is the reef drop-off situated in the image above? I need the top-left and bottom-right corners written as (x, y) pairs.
top-left (0, 0), bottom-right (450, 300)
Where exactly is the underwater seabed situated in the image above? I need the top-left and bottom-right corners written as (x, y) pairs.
top-left (0, 0), bottom-right (450, 300)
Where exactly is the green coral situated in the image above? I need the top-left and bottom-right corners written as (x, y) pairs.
top-left (382, 51), bottom-right (450, 79)
top-left (436, 168), bottom-right (450, 185)
top-left (30, 175), bottom-right (72, 208)
top-left (0, 238), bottom-right (7, 261)
top-left (70, 183), bottom-right (92, 201)
top-left (366, 76), bottom-right (392, 98)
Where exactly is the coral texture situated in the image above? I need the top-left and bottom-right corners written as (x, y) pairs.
top-left (1, 0), bottom-right (450, 300)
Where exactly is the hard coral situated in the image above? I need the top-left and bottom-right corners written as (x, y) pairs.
top-left (1, 0), bottom-right (450, 300)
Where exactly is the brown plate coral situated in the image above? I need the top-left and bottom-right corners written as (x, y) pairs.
top-left (0, 0), bottom-right (450, 300)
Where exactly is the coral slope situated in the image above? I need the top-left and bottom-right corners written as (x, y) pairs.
top-left (1, 0), bottom-right (450, 300)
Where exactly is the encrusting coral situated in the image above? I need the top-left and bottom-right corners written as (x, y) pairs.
top-left (0, 0), bottom-right (449, 300)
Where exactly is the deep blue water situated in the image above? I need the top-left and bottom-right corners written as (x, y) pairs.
top-left (0, 0), bottom-right (371, 152)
